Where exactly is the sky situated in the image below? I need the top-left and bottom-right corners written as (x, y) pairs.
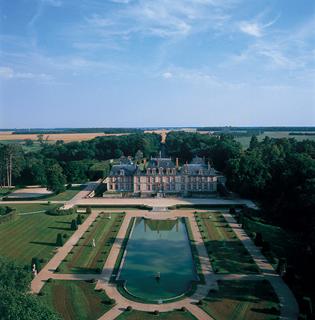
top-left (0, 0), bottom-right (314, 128)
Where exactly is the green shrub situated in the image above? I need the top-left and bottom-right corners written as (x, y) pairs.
top-left (71, 220), bottom-right (77, 230)
top-left (46, 207), bottom-right (75, 216)
top-left (56, 233), bottom-right (63, 246)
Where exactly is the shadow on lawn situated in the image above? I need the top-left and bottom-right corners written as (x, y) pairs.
top-left (30, 240), bottom-right (56, 247)
top-left (48, 226), bottom-right (71, 231)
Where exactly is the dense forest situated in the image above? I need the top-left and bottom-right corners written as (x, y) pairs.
top-left (166, 131), bottom-right (315, 231)
top-left (0, 133), bottom-right (161, 192)
top-left (0, 256), bottom-right (60, 319)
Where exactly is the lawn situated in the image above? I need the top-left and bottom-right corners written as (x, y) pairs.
top-left (243, 216), bottom-right (303, 267)
top-left (46, 185), bottom-right (85, 201)
top-left (60, 212), bottom-right (125, 274)
top-left (116, 310), bottom-right (198, 320)
top-left (0, 210), bottom-right (77, 266)
top-left (0, 203), bottom-right (59, 214)
top-left (195, 211), bottom-right (259, 274)
top-left (40, 280), bottom-right (112, 320)
top-left (201, 280), bottom-right (279, 320)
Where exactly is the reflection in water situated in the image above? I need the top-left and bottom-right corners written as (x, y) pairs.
top-left (118, 217), bottom-right (198, 302)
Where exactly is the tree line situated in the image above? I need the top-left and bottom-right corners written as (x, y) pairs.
top-left (0, 133), bottom-right (161, 192)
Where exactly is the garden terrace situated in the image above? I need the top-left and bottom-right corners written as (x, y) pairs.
top-left (39, 280), bottom-right (112, 320)
top-left (201, 280), bottom-right (279, 320)
top-left (59, 212), bottom-right (125, 274)
top-left (0, 208), bottom-right (78, 266)
top-left (195, 211), bottom-right (259, 274)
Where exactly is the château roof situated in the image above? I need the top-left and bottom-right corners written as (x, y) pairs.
top-left (147, 157), bottom-right (175, 169)
top-left (109, 164), bottom-right (137, 176)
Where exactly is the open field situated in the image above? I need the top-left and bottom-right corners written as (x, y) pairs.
top-left (46, 185), bottom-right (85, 201)
top-left (0, 132), bottom-right (128, 142)
top-left (60, 212), bottom-right (125, 274)
top-left (40, 280), bottom-right (112, 320)
top-left (235, 131), bottom-right (315, 148)
top-left (195, 211), bottom-right (259, 274)
top-left (201, 280), bottom-right (279, 320)
top-left (117, 310), bottom-right (198, 320)
top-left (0, 209), bottom-right (77, 266)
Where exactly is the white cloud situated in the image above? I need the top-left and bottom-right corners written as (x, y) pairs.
top-left (162, 72), bottom-right (173, 78)
top-left (40, 0), bottom-right (62, 7)
top-left (239, 14), bottom-right (280, 38)
top-left (239, 22), bottom-right (262, 37)
top-left (0, 66), bottom-right (53, 80)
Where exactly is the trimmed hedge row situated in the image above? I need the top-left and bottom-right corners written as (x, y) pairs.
top-left (46, 207), bottom-right (76, 216)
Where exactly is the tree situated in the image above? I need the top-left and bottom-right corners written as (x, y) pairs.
top-left (46, 162), bottom-right (66, 193)
top-left (249, 135), bottom-right (259, 150)
top-left (0, 144), bottom-right (24, 187)
top-left (0, 256), bottom-right (60, 320)
top-left (76, 214), bottom-right (83, 225)
top-left (37, 134), bottom-right (44, 145)
top-left (135, 150), bottom-right (144, 163)
top-left (24, 139), bottom-right (34, 146)
top-left (254, 232), bottom-right (263, 247)
top-left (71, 220), bottom-right (77, 231)
top-left (56, 233), bottom-right (63, 246)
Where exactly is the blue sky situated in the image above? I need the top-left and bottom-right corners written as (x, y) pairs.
top-left (0, 0), bottom-right (314, 128)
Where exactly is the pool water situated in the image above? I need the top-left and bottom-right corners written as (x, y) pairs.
top-left (117, 217), bottom-right (198, 302)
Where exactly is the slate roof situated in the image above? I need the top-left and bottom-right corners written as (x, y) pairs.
top-left (109, 164), bottom-right (137, 176)
top-left (147, 157), bottom-right (176, 169)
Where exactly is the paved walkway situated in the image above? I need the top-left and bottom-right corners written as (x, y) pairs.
top-left (31, 211), bottom-right (99, 293)
top-left (76, 197), bottom-right (257, 210)
top-left (222, 213), bottom-right (299, 320)
top-left (95, 210), bottom-right (216, 320)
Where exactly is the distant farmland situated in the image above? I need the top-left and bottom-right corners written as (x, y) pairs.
top-left (0, 132), bottom-right (128, 142)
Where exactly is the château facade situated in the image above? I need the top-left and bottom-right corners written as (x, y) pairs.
top-left (105, 156), bottom-right (225, 196)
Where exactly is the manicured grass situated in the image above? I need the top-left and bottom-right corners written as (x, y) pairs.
top-left (201, 280), bottom-right (279, 320)
top-left (60, 212), bottom-right (125, 274)
top-left (40, 280), bottom-right (112, 320)
top-left (195, 212), bottom-right (259, 274)
top-left (117, 310), bottom-right (198, 320)
top-left (185, 217), bottom-right (205, 284)
top-left (0, 203), bottom-right (59, 214)
top-left (0, 210), bottom-right (77, 266)
top-left (46, 185), bottom-right (85, 201)
top-left (243, 216), bottom-right (303, 267)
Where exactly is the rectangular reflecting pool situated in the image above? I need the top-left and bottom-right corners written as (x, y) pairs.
top-left (117, 217), bottom-right (198, 302)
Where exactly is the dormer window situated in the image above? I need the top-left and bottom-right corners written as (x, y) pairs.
top-left (120, 169), bottom-right (125, 176)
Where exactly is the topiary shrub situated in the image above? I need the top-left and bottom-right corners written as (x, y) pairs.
top-left (56, 233), bottom-right (63, 246)
top-left (86, 206), bottom-right (92, 214)
top-left (181, 306), bottom-right (187, 312)
top-left (76, 214), bottom-right (83, 225)
top-left (126, 306), bottom-right (133, 311)
top-left (71, 219), bottom-right (78, 230)
top-left (153, 310), bottom-right (159, 316)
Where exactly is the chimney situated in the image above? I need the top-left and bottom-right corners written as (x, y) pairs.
top-left (208, 161), bottom-right (211, 170)
top-left (176, 157), bottom-right (179, 168)
top-left (143, 158), bottom-right (147, 166)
